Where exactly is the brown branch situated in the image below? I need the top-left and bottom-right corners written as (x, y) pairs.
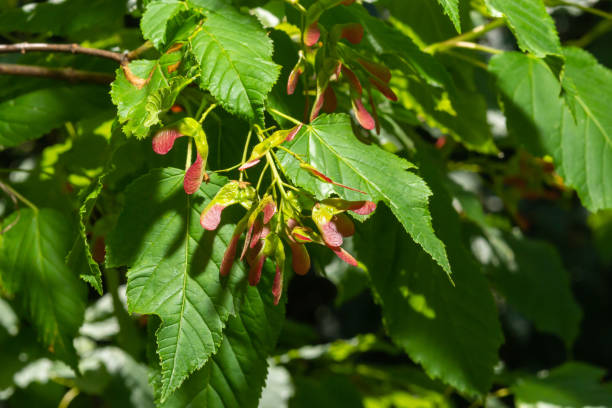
top-left (0, 42), bottom-right (126, 63)
top-left (0, 63), bottom-right (113, 84)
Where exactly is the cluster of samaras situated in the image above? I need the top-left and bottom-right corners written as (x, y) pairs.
top-left (152, 119), bottom-right (375, 305)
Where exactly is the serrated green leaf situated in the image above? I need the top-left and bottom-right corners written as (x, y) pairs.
top-left (190, 3), bottom-right (281, 123)
top-left (489, 48), bottom-right (612, 211)
top-left (66, 178), bottom-right (104, 295)
top-left (110, 59), bottom-right (192, 139)
top-left (276, 113), bottom-right (451, 277)
top-left (487, 0), bottom-right (561, 57)
top-left (0, 208), bottom-right (87, 364)
top-left (0, 86), bottom-right (111, 148)
top-left (355, 148), bottom-right (503, 396)
top-left (153, 268), bottom-right (285, 408)
top-left (106, 168), bottom-right (249, 401)
top-left (489, 52), bottom-right (562, 156)
top-left (436, 0), bottom-right (461, 32)
top-left (479, 230), bottom-right (581, 346)
top-left (558, 48), bottom-right (612, 211)
top-left (513, 362), bottom-right (612, 408)
top-left (141, 0), bottom-right (187, 48)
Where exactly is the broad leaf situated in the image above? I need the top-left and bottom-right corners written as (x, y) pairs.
top-left (489, 48), bottom-right (612, 211)
top-left (0, 86), bottom-right (111, 148)
top-left (513, 362), bottom-right (612, 408)
top-left (190, 2), bottom-right (281, 123)
top-left (436, 0), bottom-right (460, 33)
top-left (111, 58), bottom-right (193, 139)
top-left (356, 147), bottom-right (503, 397)
top-left (487, 0), bottom-right (561, 57)
top-left (558, 48), bottom-right (612, 211)
top-left (0, 208), bottom-right (87, 363)
top-left (153, 269), bottom-right (285, 408)
top-left (276, 113), bottom-right (452, 277)
top-left (106, 168), bottom-right (249, 401)
top-left (476, 230), bottom-right (581, 346)
top-left (141, 0), bottom-right (187, 48)
top-left (488, 52), bottom-right (562, 156)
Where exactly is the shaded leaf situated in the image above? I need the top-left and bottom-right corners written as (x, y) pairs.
top-left (0, 209), bottom-right (87, 364)
top-left (106, 168), bottom-right (249, 401)
top-left (0, 86), bottom-right (111, 148)
top-left (153, 267), bottom-right (285, 407)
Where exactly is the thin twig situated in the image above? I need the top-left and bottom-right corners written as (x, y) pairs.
top-left (425, 19), bottom-right (505, 53)
top-left (0, 63), bottom-right (113, 84)
top-left (0, 42), bottom-right (124, 62)
top-left (453, 41), bottom-right (503, 54)
top-left (551, 0), bottom-right (612, 20)
top-left (0, 180), bottom-right (38, 212)
top-left (126, 41), bottom-right (154, 60)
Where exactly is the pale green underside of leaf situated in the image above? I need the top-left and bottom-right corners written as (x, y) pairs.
top-left (487, 0), bottom-right (561, 57)
top-left (155, 271), bottom-right (285, 408)
top-left (276, 114), bottom-right (452, 277)
top-left (436, 0), bottom-right (461, 32)
top-left (0, 209), bottom-right (87, 363)
top-left (513, 362), bottom-right (612, 407)
top-left (141, 0), bottom-right (186, 48)
top-left (489, 49), bottom-right (612, 211)
top-left (190, 4), bottom-right (280, 123)
top-left (0, 86), bottom-right (110, 147)
top-left (481, 230), bottom-right (581, 346)
top-left (357, 206), bottom-right (502, 397)
top-left (106, 168), bottom-right (249, 402)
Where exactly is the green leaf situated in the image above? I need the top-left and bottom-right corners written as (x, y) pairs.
top-left (276, 113), bottom-right (452, 277)
top-left (478, 230), bottom-right (581, 346)
top-left (488, 52), bottom-right (562, 156)
top-left (558, 48), bottom-right (612, 211)
top-left (110, 59), bottom-right (192, 139)
top-left (0, 0), bottom-right (127, 41)
top-left (513, 362), bottom-right (612, 408)
top-left (489, 48), bottom-right (612, 211)
top-left (106, 168), bottom-right (249, 401)
top-left (190, 3), bottom-right (281, 123)
top-left (141, 0), bottom-right (187, 48)
top-left (487, 0), bottom-right (561, 57)
top-left (153, 268), bottom-right (285, 408)
top-left (355, 147), bottom-right (503, 397)
top-left (0, 208), bottom-right (87, 363)
top-left (0, 86), bottom-right (111, 148)
top-left (66, 178), bottom-right (105, 295)
top-left (436, 0), bottom-right (461, 33)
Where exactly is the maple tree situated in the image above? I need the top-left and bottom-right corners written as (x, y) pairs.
top-left (1, 0), bottom-right (612, 407)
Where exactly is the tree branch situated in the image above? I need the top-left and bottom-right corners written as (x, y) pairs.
top-left (0, 42), bottom-right (125, 63)
top-left (0, 63), bottom-right (113, 84)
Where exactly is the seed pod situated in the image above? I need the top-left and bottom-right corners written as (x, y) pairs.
top-left (341, 66), bottom-right (362, 95)
top-left (305, 21), bottom-right (321, 46)
top-left (340, 23), bottom-right (364, 44)
top-left (369, 77), bottom-right (398, 101)
top-left (200, 181), bottom-right (256, 230)
top-left (352, 96), bottom-right (375, 130)
top-left (358, 58), bottom-right (391, 83)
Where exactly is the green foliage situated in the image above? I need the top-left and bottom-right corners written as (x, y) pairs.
top-left (0, 209), bottom-right (87, 364)
top-left (0, 0), bottom-right (611, 406)
top-left (107, 168), bottom-right (250, 401)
